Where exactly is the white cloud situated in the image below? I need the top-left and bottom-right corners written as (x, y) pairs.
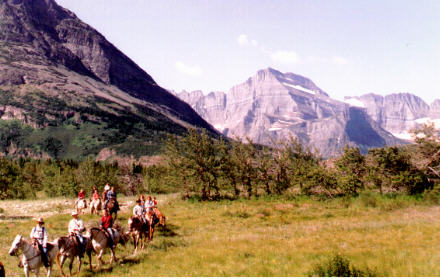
top-left (175, 61), bottom-right (203, 77)
top-left (270, 50), bottom-right (298, 64)
top-left (237, 34), bottom-right (298, 64)
top-left (237, 34), bottom-right (249, 46)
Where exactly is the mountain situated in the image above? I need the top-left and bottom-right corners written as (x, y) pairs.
top-left (178, 68), bottom-right (404, 158)
top-left (0, 0), bottom-right (215, 159)
top-left (344, 94), bottom-right (440, 140)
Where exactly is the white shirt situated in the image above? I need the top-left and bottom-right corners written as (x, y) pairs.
top-left (145, 200), bottom-right (154, 211)
top-left (30, 225), bottom-right (48, 247)
top-left (133, 204), bottom-right (145, 217)
top-left (68, 218), bottom-right (85, 235)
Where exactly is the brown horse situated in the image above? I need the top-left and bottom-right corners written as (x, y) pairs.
top-left (126, 216), bottom-right (150, 254)
top-left (106, 199), bottom-right (119, 220)
top-left (145, 211), bottom-right (161, 241)
top-left (56, 235), bottom-right (91, 276)
top-left (153, 208), bottom-right (166, 228)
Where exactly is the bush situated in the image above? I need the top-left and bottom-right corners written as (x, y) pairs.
top-left (309, 254), bottom-right (377, 277)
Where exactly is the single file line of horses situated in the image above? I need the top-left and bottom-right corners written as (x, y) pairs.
top-left (7, 185), bottom-right (166, 277)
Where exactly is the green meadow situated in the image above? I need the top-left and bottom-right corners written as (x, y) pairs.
top-left (1, 193), bottom-right (440, 277)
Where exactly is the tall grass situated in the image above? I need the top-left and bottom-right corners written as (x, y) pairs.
top-left (0, 194), bottom-right (439, 276)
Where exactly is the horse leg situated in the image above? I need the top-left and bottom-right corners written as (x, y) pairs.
top-left (58, 254), bottom-right (67, 277)
top-left (68, 256), bottom-right (74, 277)
top-left (87, 250), bottom-right (93, 270)
top-left (34, 267), bottom-right (39, 277)
top-left (96, 250), bottom-right (103, 270)
top-left (76, 256), bottom-right (82, 275)
top-left (110, 249), bottom-right (115, 265)
top-left (24, 264), bottom-right (29, 277)
top-left (46, 264), bottom-right (51, 277)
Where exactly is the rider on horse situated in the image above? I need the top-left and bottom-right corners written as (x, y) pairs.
top-left (30, 217), bottom-right (49, 267)
top-left (133, 199), bottom-right (146, 223)
top-left (99, 210), bottom-right (115, 249)
top-left (104, 186), bottom-right (117, 210)
top-left (145, 196), bottom-right (154, 215)
top-left (75, 189), bottom-right (86, 208)
top-left (68, 211), bottom-right (85, 257)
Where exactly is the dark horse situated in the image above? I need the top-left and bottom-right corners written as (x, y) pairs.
top-left (106, 198), bottom-right (120, 220)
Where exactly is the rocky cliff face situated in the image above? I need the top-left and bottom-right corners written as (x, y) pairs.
top-left (344, 94), bottom-right (440, 140)
top-left (0, 0), bottom-right (215, 159)
top-left (178, 68), bottom-right (403, 157)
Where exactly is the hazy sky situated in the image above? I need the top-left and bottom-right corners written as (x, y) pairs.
top-left (57, 0), bottom-right (440, 103)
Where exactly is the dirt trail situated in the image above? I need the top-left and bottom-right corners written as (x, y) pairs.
top-left (0, 198), bottom-right (135, 221)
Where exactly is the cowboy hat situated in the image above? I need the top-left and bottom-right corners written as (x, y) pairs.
top-left (34, 217), bottom-right (44, 224)
top-left (71, 211), bottom-right (79, 216)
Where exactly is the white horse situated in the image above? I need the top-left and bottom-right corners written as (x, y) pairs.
top-left (89, 198), bottom-right (101, 215)
top-left (75, 199), bottom-right (87, 215)
top-left (9, 235), bottom-right (58, 277)
top-left (85, 227), bottom-right (125, 269)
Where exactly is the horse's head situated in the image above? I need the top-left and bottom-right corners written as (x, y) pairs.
top-left (9, 235), bottom-right (22, 256)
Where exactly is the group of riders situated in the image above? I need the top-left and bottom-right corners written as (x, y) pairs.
top-left (29, 183), bottom-right (163, 269)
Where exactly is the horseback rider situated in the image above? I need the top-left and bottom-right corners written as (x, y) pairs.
top-left (75, 189), bottom-right (86, 208)
top-left (90, 186), bottom-right (98, 201)
top-left (104, 186), bottom-right (116, 210)
top-left (153, 196), bottom-right (158, 207)
top-left (91, 189), bottom-right (100, 202)
top-left (133, 199), bottom-right (146, 223)
top-left (68, 212), bottom-right (85, 257)
top-left (30, 217), bottom-right (49, 267)
top-left (145, 195), bottom-right (155, 215)
top-left (99, 210), bottom-right (115, 249)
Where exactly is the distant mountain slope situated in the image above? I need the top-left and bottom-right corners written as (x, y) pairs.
top-left (344, 94), bottom-right (440, 140)
top-left (178, 68), bottom-right (404, 158)
top-left (0, 0), bottom-right (215, 159)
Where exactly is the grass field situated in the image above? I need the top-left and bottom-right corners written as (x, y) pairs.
top-left (1, 193), bottom-right (440, 276)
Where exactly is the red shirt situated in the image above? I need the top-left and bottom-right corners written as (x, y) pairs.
top-left (92, 192), bottom-right (100, 200)
top-left (100, 215), bottom-right (113, 229)
top-left (78, 192), bottom-right (85, 199)
top-left (153, 200), bottom-right (157, 206)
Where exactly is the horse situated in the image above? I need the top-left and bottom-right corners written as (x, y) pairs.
top-left (145, 210), bottom-right (160, 241)
top-left (85, 225), bottom-right (126, 269)
top-left (8, 235), bottom-right (58, 277)
top-left (55, 235), bottom-right (92, 276)
top-left (126, 216), bottom-right (150, 254)
top-left (153, 208), bottom-right (166, 228)
top-left (90, 198), bottom-right (102, 215)
top-left (75, 199), bottom-right (87, 215)
top-left (106, 198), bottom-right (119, 220)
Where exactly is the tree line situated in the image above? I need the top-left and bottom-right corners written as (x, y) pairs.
top-left (0, 124), bottom-right (439, 201)
top-left (163, 124), bottom-right (440, 200)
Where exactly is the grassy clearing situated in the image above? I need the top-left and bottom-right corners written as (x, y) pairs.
top-left (1, 193), bottom-right (440, 276)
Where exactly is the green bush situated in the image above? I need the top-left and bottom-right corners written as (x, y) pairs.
top-left (309, 254), bottom-right (377, 277)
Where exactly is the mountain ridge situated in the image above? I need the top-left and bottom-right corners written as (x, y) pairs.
top-left (177, 68), bottom-right (405, 158)
top-left (0, 0), bottom-right (216, 159)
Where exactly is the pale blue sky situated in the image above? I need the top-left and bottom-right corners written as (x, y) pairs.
top-left (57, 0), bottom-right (440, 103)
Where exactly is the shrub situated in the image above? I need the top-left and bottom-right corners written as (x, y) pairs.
top-left (309, 254), bottom-right (377, 277)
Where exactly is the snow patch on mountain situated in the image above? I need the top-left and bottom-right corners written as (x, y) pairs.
top-left (282, 83), bottom-right (316, 95)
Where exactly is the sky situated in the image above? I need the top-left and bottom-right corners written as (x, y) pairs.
top-left (57, 0), bottom-right (440, 103)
